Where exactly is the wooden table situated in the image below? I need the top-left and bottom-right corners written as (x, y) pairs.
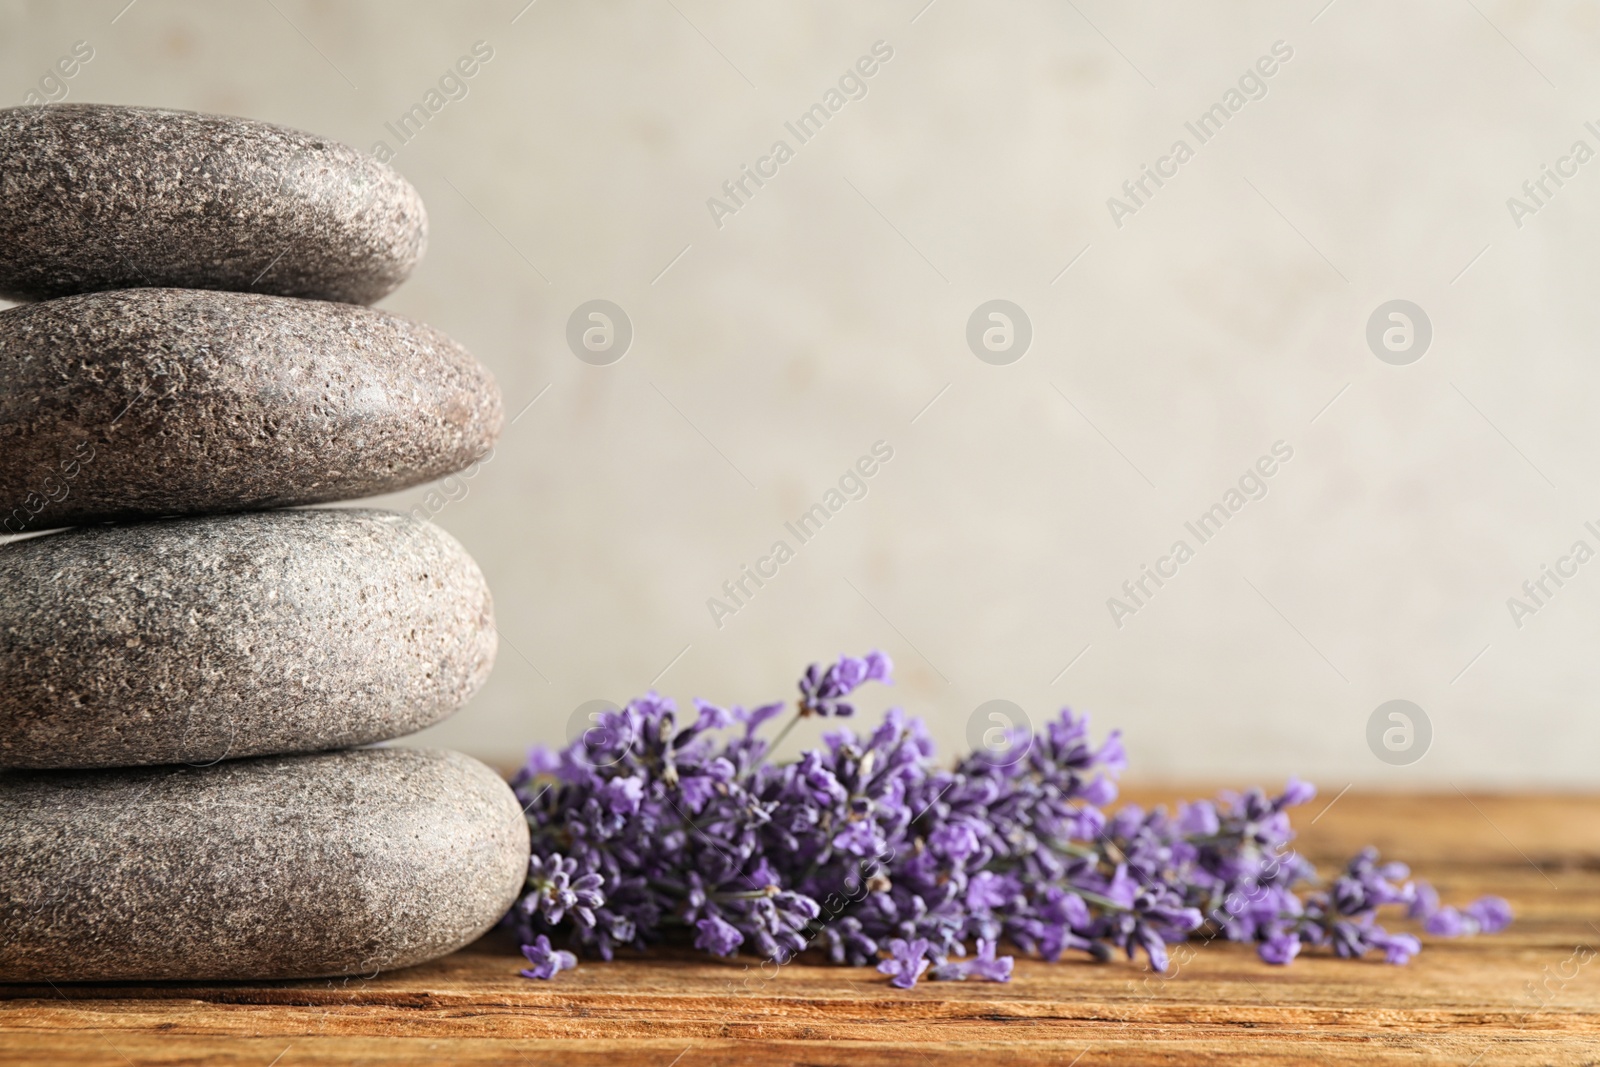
top-left (3, 790), bottom-right (1597, 1065)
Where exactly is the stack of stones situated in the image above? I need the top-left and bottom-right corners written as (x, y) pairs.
top-left (0, 104), bottom-right (528, 982)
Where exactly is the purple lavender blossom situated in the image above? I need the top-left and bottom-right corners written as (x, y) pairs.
top-left (1415, 891), bottom-right (1514, 937)
top-left (1258, 933), bottom-right (1301, 965)
top-left (522, 852), bottom-right (604, 928)
top-left (694, 914), bottom-right (745, 956)
top-left (931, 938), bottom-right (1014, 983)
top-left (798, 651), bottom-right (893, 718)
top-left (520, 935), bottom-right (578, 979)
top-left (507, 653), bottom-right (1512, 986)
top-left (877, 937), bottom-right (932, 989)
top-left (1465, 896), bottom-right (1514, 933)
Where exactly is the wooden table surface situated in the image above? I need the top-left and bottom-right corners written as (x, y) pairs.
top-left (4, 789), bottom-right (1598, 1066)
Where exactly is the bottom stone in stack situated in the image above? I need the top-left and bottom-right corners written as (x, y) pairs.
top-left (0, 748), bottom-right (529, 981)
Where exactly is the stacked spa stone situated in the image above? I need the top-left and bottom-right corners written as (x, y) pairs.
top-left (0, 104), bottom-right (527, 982)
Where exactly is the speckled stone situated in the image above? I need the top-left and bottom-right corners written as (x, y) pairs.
top-left (0, 748), bottom-right (529, 981)
top-left (0, 103), bottom-right (426, 304)
top-left (0, 509), bottom-right (496, 769)
top-left (0, 287), bottom-right (501, 530)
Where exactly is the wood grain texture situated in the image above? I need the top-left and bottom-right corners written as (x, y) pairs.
top-left (3, 789), bottom-right (1598, 1066)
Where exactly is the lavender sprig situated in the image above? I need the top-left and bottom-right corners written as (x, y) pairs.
top-left (508, 652), bottom-right (1510, 987)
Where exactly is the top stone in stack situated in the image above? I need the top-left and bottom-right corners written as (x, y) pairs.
top-left (0, 103), bottom-right (424, 304)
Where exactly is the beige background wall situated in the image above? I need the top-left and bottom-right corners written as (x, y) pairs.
top-left (5, 0), bottom-right (1599, 787)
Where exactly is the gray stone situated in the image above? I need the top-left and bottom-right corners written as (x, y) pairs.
top-left (0, 287), bottom-right (501, 530)
top-left (0, 509), bottom-right (496, 769)
top-left (0, 748), bottom-right (530, 981)
top-left (0, 103), bottom-right (426, 304)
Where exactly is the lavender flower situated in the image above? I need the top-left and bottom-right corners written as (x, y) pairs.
top-left (522, 852), bottom-right (604, 927)
top-left (877, 937), bottom-right (932, 989)
top-left (1258, 933), bottom-right (1301, 965)
top-left (508, 652), bottom-right (1511, 986)
top-left (520, 935), bottom-right (577, 979)
top-left (694, 914), bottom-right (745, 956)
top-left (1411, 884), bottom-right (1513, 938)
top-left (1465, 896), bottom-right (1513, 932)
top-left (798, 651), bottom-right (892, 718)
top-left (931, 938), bottom-right (1014, 983)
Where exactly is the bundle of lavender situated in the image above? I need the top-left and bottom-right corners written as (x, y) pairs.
top-left (509, 653), bottom-right (1509, 988)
